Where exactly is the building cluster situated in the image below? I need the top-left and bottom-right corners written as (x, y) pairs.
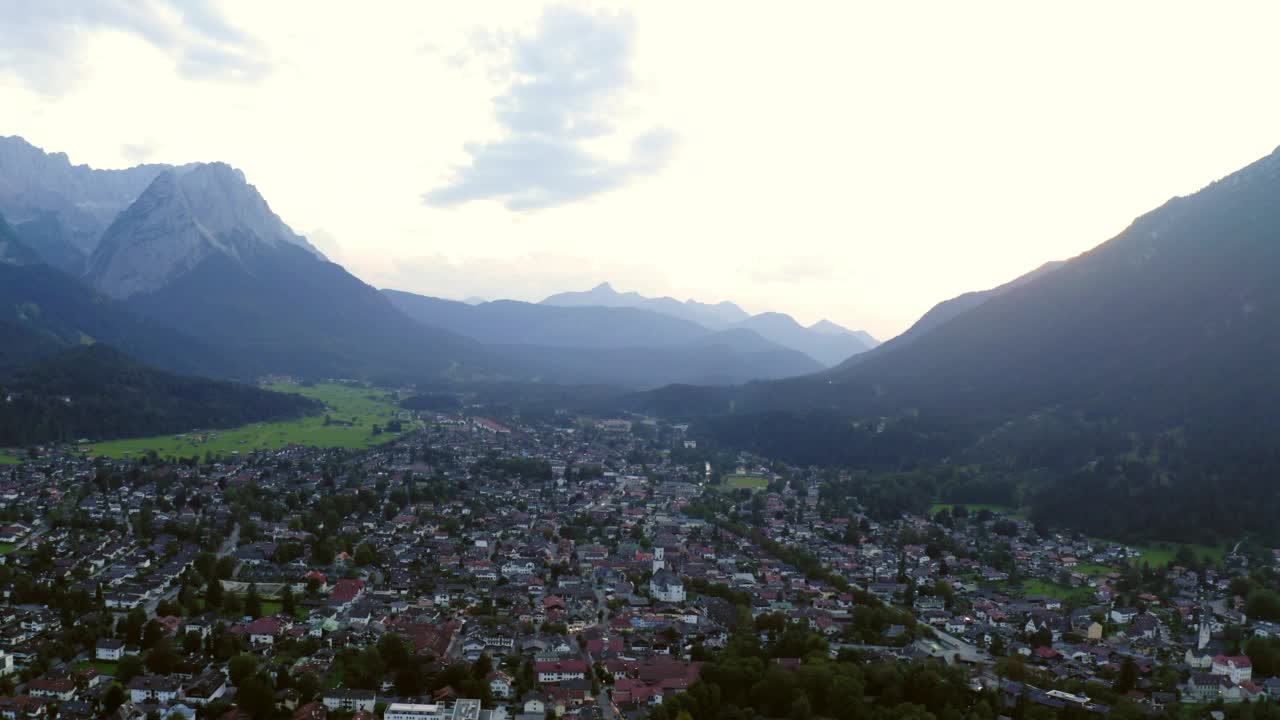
top-left (0, 404), bottom-right (1275, 719)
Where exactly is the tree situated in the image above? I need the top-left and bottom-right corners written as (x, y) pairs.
top-left (122, 607), bottom-right (147, 645)
top-left (223, 592), bottom-right (243, 616)
top-left (146, 638), bottom-right (180, 675)
top-left (103, 684), bottom-right (126, 713)
top-left (118, 654), bottom-right (145, 684)
top-left (1116, 656), bottom-right (1137, 694)
top-left (237, 673), bottom-right (276, 719)
top-left (142, 620), bottom-right (164, 649)
top-left (182, 631), bottom-right (203, 655)
top-left (206, 576), bottom-right (224, 609)
top-left (312, 537), bottom-right (336, 565)
top-left (281, 584), bottom-right (296, 616)
top-left (355, 542), bottom-right (378, 566)
top-left (245, 583), bottom-right (263, 619)
top-left (790, 695), bottom-right (813, 720)
top-left (229, 653), bottom-right (260, 686)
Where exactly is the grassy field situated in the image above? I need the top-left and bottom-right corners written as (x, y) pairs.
top-left (1020, 579), bottom-right (1094, 603)
top-left (75, 660), bottom-right (119, 676)
top-left (83, 383), bottom-right (414, 459)
top-left (1128, 541), bottom-right (1225, 567)
top-left (0, 450), bottom-right (20, 465)
top-left (929, 502), bottom-right (1026, 518)
top-left (1074, 563), bottom-right (1117, 578)
top-left (0, 543), bottom-right (15, 555)
top-left (724, 475), bottom-right (770, 490)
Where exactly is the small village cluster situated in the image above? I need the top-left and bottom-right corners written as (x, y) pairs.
top-left (0, 408), bottom-right (1274, 720)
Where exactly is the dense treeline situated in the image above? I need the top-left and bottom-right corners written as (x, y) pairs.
top-left (693, 404), bottom-right (1280, 544)
top-left (0, 344), bottom-right (319, 445)
top-left (648, 626), bottom-right (990, 720)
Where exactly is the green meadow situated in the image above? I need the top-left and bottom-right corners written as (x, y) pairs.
top-left (1020, 579), bottom-right (1094, 603)
top-left (724, 475), bottom-right (771, 490)
top-left (928, 503), bottom-right (1026, 519)
top-left (83, 383), bottom-right (415, 459)
top-left (0, 452), bottom-right (20, 465)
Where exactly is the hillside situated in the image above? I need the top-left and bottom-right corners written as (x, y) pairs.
top-left (0, 345), bottom-right (319, 446)
top-left (640, 143), bottom-right (1280, 541)
top-left (0, 213), bottom-right (231, 375)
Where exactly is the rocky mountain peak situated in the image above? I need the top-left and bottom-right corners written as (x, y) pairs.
top-left (86, 162), bottom-right (324, 299)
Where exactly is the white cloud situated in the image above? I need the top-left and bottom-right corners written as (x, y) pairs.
top-left (0, 0), bottom-right (267, 94)
top-left (424, 6), bottom-right (675, 211)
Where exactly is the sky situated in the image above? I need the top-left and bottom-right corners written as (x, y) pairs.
top-left (3, 1), bottom-right (1280, 340)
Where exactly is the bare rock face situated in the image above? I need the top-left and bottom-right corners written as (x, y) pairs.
top-left (0, 135), bottom-right (170, 255)
top-left (87, 163), bottom-right (324, 299)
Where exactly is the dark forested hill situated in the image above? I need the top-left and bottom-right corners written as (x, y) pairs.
top-left (0, 212), bottom-right (230, 375)
top-left (640, 144), bottom-right (1280, 542)
top-left (0, 345), bottom-right (319, 446)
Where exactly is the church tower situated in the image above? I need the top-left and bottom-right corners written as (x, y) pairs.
top-left (1198, 609), bottom-right (1211, 650)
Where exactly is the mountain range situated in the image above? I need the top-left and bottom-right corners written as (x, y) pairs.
top-left (5, 131), bottom-right (1280, 540)
top-left (542, 282), bottom-right (879, 366)
top-left (0, 136), bottom-right (866, 395)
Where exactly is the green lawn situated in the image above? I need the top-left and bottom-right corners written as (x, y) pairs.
top-left (724, 475), bottom-right (770, 490)
top-left (1091, 538), bottom-right (1225, 567)
top-left (75, 660), bottom-right (119, 676)
top-left (0, 451), bottom-right (20, 465)
top-left (929, 503), bottom-right (1026, 519)
top-left (83, 383), bottom-right (416, 459)
top-left (0, 543), bottom-right (15, 555)
top-left (1074, 563), bottom-right (1117, 578)
top-left (1020, 579), bottom-right (1094, 603)
top-left (1129, 541), bottom-right (1224, 567)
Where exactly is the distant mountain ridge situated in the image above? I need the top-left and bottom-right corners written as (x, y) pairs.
top-left (383, 289), bottom-right (823, 387)
top-left (541, 281), bottom-right (879, 366)
top-left (542, 282), bottom-right (753, 329)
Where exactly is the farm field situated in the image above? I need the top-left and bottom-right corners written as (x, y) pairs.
top-left (82, 383), bottom-right (414, 460)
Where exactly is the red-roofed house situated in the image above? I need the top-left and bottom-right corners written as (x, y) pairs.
top-left (330, 579), bottom-right (365, 608)
top-left (1212, 655), bottom-right (1253, 684)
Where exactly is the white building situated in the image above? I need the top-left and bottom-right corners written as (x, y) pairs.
top-left (322, 689), bottom-right (377, 713)
top-left (128, 676), bottom-right (181, 705)
top-left (650, 571), bottom-right (686, 603)
top-left (1211, 655), bottom-right (1253, 684)
top-left (386, 699), bottom-right (483, 720)
top-left (96, 639), bottom-right (126, 661)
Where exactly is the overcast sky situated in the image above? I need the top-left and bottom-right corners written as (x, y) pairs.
top-left (4, 1), bottom-right (1280, 339)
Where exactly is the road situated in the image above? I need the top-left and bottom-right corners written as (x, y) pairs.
top-left (922, 627), bottom-right (990, 665)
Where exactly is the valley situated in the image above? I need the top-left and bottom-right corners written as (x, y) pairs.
top-left (6, 6), bottom-right (1280, 719)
